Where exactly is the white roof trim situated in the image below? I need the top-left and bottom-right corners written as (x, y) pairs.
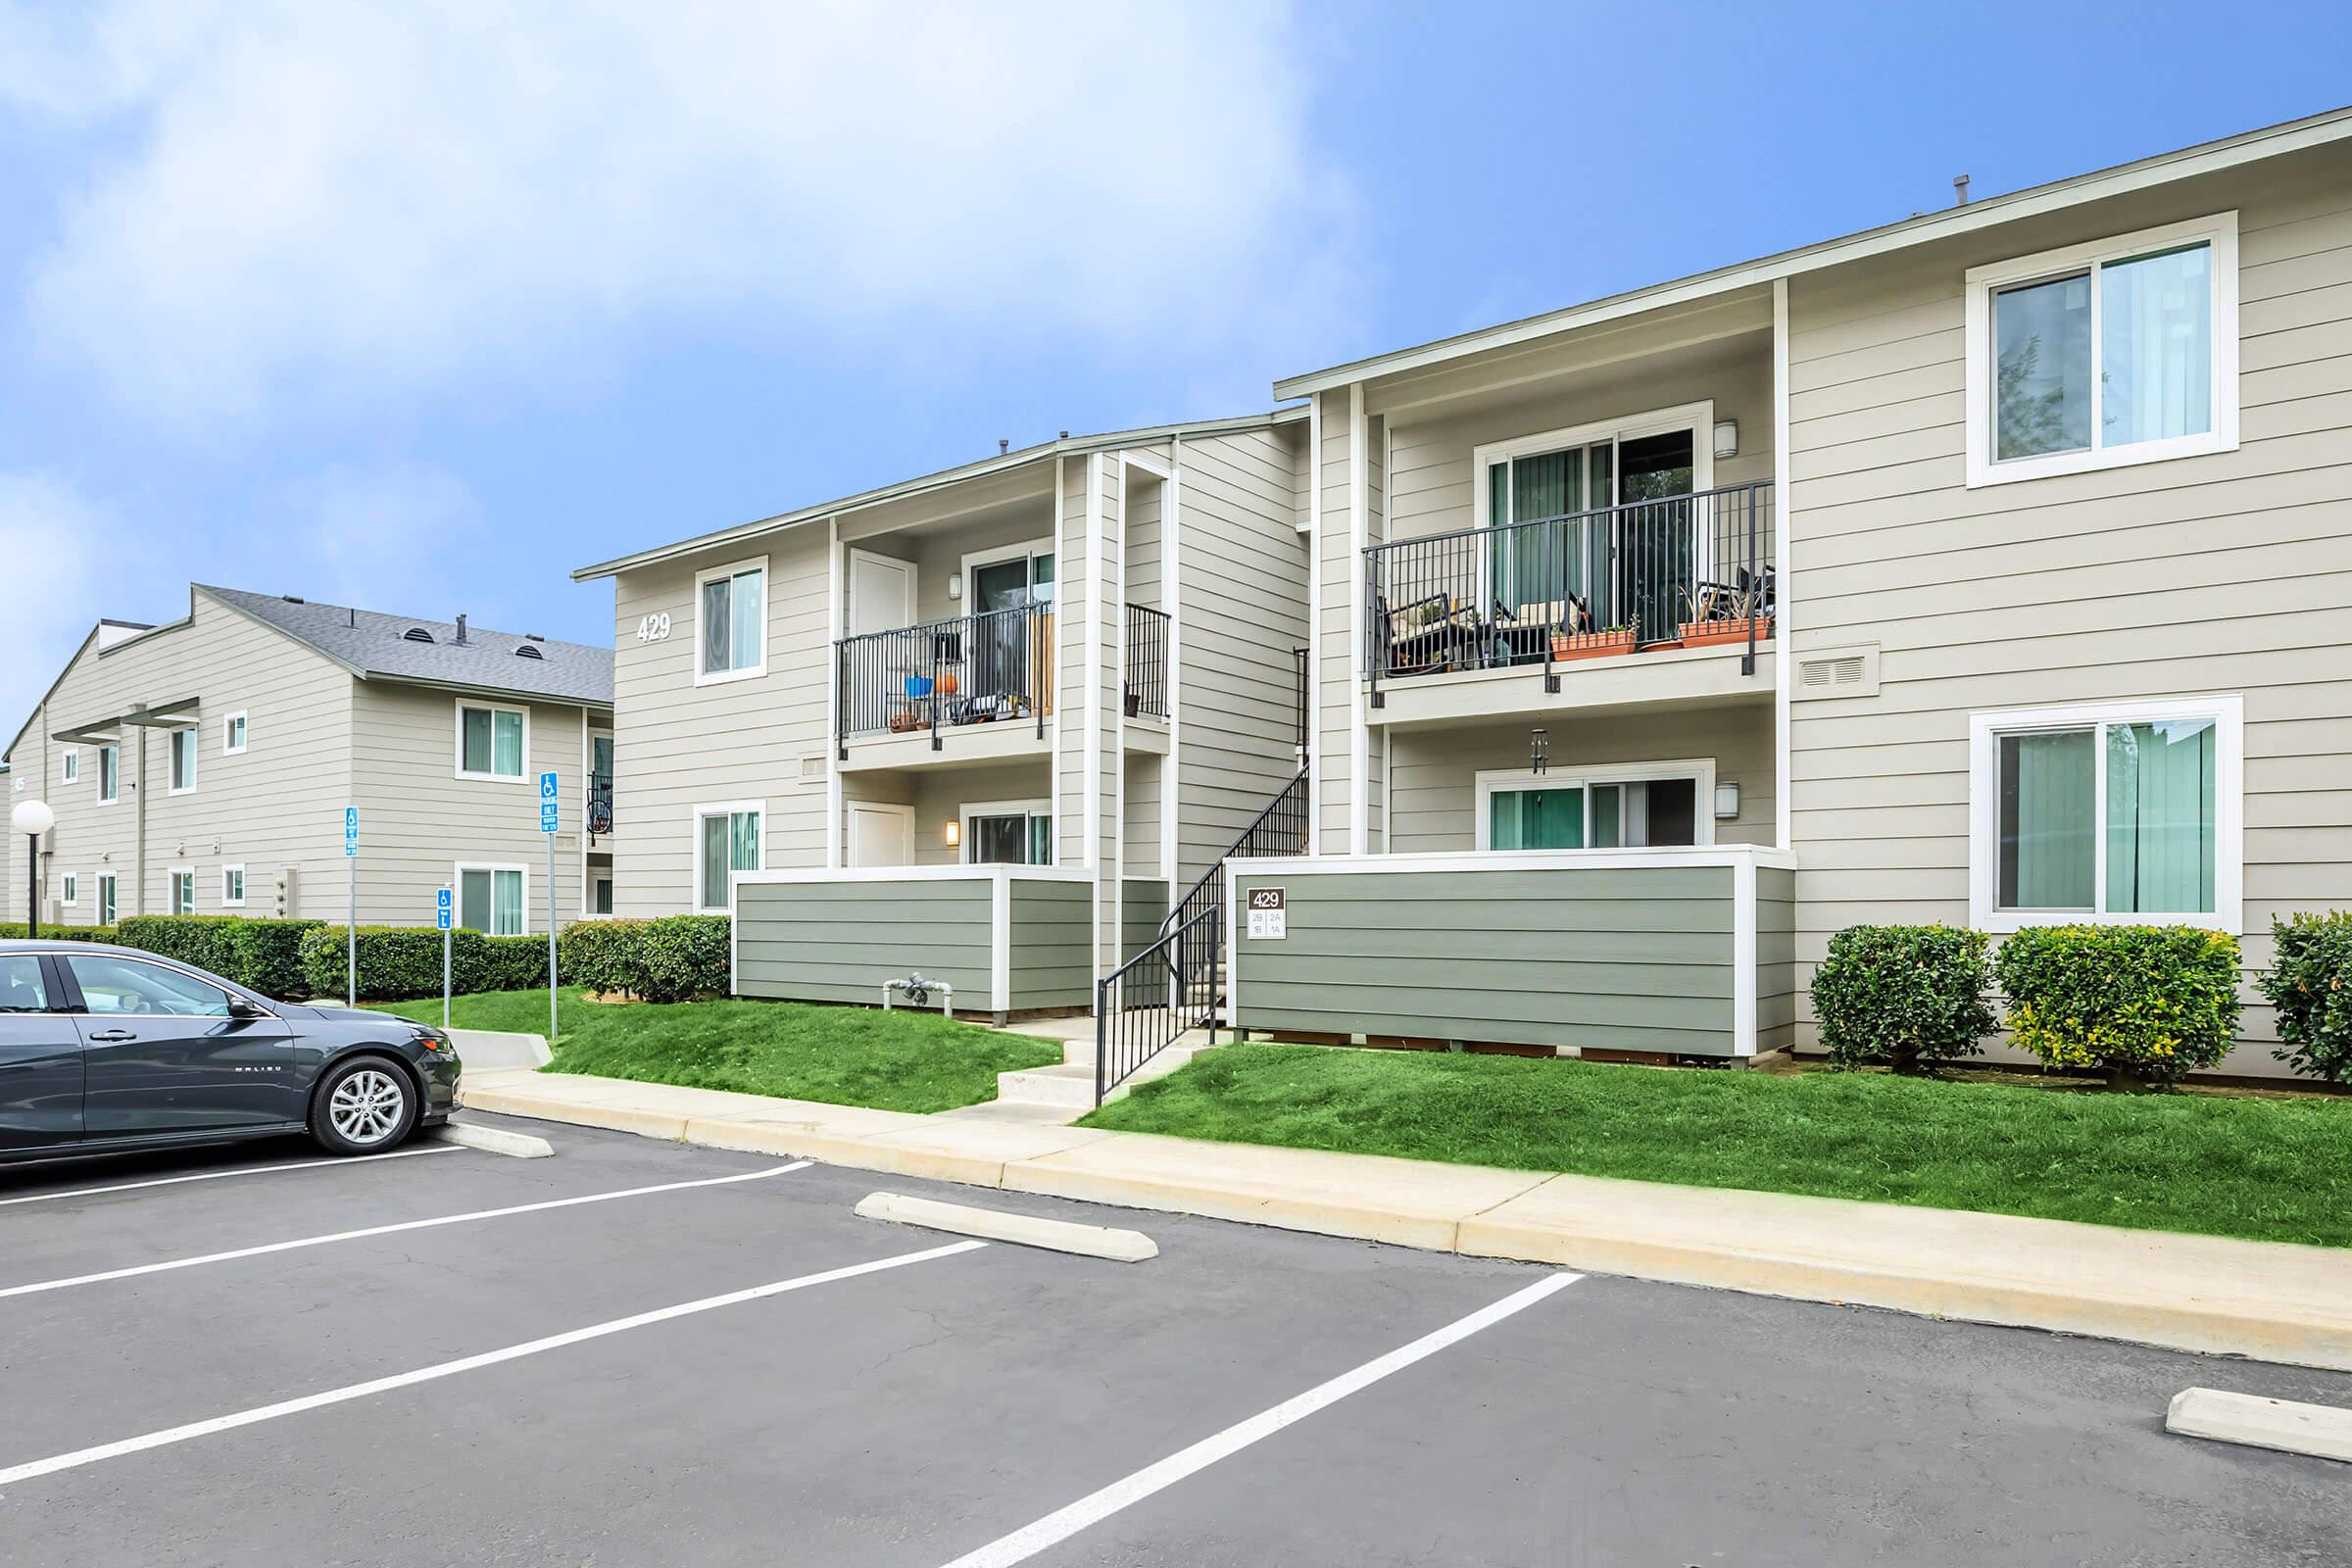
top-left (1272, 105), bottom-right (2352, 399)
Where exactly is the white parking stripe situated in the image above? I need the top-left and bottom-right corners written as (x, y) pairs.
top-left (0, 1239), bottom-right (986, 1491)
top-left (936, 1271), bottom-right (1582, 1568)
top-left (0, 1144), bottom-right (460, 1208)
top-left (0, 1162), bottom-right (811, 1301)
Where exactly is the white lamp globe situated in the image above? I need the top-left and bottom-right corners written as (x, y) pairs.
top-left (11, 800), bottom-right (56, 838)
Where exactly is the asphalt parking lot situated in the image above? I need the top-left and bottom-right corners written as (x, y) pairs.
top-left (2, 1117), bottom-right (2346, 1567)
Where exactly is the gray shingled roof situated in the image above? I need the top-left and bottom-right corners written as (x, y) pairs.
top-left (199, 585), bottom-right (612, 707)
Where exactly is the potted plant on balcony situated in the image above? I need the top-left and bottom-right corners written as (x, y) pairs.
top-left (1677, 579), bottom-right (1774, 649)
top-left (1550, 623), bottom-right (1636, 661)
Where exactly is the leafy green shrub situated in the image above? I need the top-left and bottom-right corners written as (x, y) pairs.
top-left (299, 925), bottom-right (548, 1003)
top-left (116, 915), bottom-right (322, 999)
top-left (559, 918), bottom-right (653, 998)
top-left (1993, 924), bottom-right (2242, 1085)
top-left (2259, 911), bottom-right (2352, 1084)
top-left (1810, 924), bottom-right (1996, 1071)
top-left (557, 916), bottom-right (728, 1003)
top-left (639, 914), bottom-right (729, 1003)
top-left (0, 922), bottom-right (118, 944)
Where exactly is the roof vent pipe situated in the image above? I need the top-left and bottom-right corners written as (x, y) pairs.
top-left (455, 613), bottom-right (468, 646)
top-left (1952, 173), bottom-right (1971, 207)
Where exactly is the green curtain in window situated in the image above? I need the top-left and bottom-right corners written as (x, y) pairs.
top-left (701, 814), bottom-right (729, 909)
top-left (730, 810), bottom-right (760, 878)
top-left (493, 711), bottom-right (523, 777)
top-left (1491, 787), bottom-right (1585, 850)
top-left (492, 869), bottom-right (523, 936)
top-left (1489, 452), bottom-right (1581, 616)
top-left (461, 870), bottom-right (491, 933)
top-left (2106, 719), bottom-right (2215, 913)
top-left (1999, 730), bottom-right (2095, 908)
top-left (1027, 815), bottom-right (1054, 865)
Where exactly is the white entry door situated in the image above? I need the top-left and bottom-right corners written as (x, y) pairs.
top-left (846, 803), bottom-right (913, 867)
top-left (848, 551), bottom-right (915, 636)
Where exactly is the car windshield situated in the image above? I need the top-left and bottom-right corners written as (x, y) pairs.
top-left (64, 955), bottom-right (234, 1017)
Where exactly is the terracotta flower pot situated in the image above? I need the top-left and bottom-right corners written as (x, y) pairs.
top-left (1550, 628), bottom-right (1637, 661)
top-left (1676, 615), bottom-right (1773, 649)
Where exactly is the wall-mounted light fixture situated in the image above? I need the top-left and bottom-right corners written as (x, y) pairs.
top-left (943, 820), bottom-right (961, 851)
top-left (1714, 781), bottom-right (1740, 820)
top-left (1713, 419), bottom-right (1740, 460)
top-left (947, 573), bottom-right (963, 602)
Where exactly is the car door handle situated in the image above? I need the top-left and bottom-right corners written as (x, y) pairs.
top-left (84, 1029), bottom-right (136, 1043)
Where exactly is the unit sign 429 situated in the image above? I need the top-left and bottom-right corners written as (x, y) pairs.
top-left (635, 612), bottom-right (672, 643)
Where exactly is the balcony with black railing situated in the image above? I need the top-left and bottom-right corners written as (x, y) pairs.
top-left (835, 602), bottom-right (1056, 757)
top-left (1363, 479), bottom-right (1776, 709)
top-left (1125, 604), bottom-right (1169, 720)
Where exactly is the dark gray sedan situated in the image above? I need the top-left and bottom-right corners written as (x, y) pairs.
top-left (0, 940), bottom-right (459, 1165)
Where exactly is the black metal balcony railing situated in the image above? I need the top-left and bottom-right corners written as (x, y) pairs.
top-left (586, 771), bottom-right (613, 838)
top-left (835, 602), bottom-right (1054, 756)
top-left (1125, 604), bottom-right (1169, 719)
top-left (1363, 479), bottom-right (1776, 706)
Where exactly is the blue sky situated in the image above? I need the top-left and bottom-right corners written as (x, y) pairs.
top-left (0, 2), bottom-right (2343, 732)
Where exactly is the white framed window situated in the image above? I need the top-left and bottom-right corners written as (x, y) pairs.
top-left (96, 743), bottom-right (119, 805)
top-left (1965, 213), bottom-right (2238, 488)
top-left (591, 875), bottom-right (613, 916)
top-left (96, 872), bottom-right (117, 925)
top-left (695, 558), bottom-right (768, 685)
top-left (960, 798), bottom-right (1054, 865)
top-left (168, 727), bottom-right (198, 795)
top-left (1969, 695), bottom-right (2242, 933)
top-left (222, 711), bottom-right (248, 755)
top-left (60, 872), bottom-right (78, 907)
top-left (457, 862), bottom-right (529, 936)
top-left (220, 864), bottom-right (246, 907)
top-left (170, 866), bottom-right (196, 915)
top-left (693, 802), bottom-right (763, 911)
top-left (62, 749), bottom-right (78, 784)
top-left (1474, 760), bottom-right (1717, 851)
top-left (455, 700), bottom-right (528, 782)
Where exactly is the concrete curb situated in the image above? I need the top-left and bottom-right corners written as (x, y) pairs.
top-left (430, 1119), bottom-right (555, 1159)
top-left (448, 1029), bottom-right (553, 1070)
top-left (855, 1191), bottom-right (1157, 1262)
top-left (457, 1072), bottom-right (2352, 1372)
top-left (2167, 1387), bottom-right (2352, 1462)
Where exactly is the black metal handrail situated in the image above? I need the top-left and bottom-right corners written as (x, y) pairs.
top-left (585, 769), bottom-right (613, 838)
top-left (1125, 604), bottom-right (1169, 719)
top-left (1097, 904), bottom-right (1220, 1104)
top-left (1364, 479), bottom-right (1775, 708)
top-left (1157, 766), bottom-right (1308, 946)
top-left (834, 601), bottom-right (1053, 757)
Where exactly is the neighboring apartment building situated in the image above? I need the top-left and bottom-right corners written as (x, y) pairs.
top-left (3, 586), bottom-right (616, 935)
top-left (1224, 106), bottom-right (2352, 1080)
top-left (572, 413), bottom-right (1310, 1018)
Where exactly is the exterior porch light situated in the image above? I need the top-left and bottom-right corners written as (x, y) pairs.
top-left (1714, 781), bottom-right (1740, 820)
top-left (943, 820), bottom-right (961, 851)
top-left (1713, 419), bottom-right (1740, 459)
top-left (947, 572), bottom-right (962, 602)
top-left (12, 799), bottom-right (55, 939)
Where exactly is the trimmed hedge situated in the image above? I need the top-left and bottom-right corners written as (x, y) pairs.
top-left (298, 924), bottom-right (549, 1003)
top-left (558, 915), bottom-right (730, 1004)
top-left (1810, 925), bottom-right (1997, 1072)
top-left (2260, 910), bottom-right (2352, 1084)
top-left (116, 915), bottom-right (323, 1001)
top-left (1993, 924), bottom-right (2243, 1084)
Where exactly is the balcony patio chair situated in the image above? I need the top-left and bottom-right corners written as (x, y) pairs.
top-left (1378, 592), bottom-right (1479, 675)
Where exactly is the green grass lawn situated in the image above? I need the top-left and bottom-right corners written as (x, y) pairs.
top-left (1082, 1043), bottom-right (2352, 1249)
top-left (373, 988), bottom-right (1061, 1115)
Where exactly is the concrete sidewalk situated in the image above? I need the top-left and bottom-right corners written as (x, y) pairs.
top-left (457, 1067), bottom-right (2352, 1373)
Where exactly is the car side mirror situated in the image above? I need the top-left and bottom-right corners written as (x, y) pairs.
top-left (227, 998), bottom-right (272, 1021)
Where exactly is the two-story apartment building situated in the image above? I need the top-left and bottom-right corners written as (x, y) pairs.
top-left (1221, 106), bottom-right (2352, 1082)
top-left (3, 585), bottom-right (616, 934)
top-left (573, 413), bottom-right (1310, 1022)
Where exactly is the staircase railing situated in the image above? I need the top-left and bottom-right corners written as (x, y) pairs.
top-left (1095, 904), bottom-right (1220, 1105)
top-left (1157, 766), bottom-right (1309, 945)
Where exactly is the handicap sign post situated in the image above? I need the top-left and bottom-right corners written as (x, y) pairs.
top-left (344, 808), bottom-right (361, 1007)
top-left (539, 774), bottom-right (560, 1045)
top-left (436, 886), bottom-right (454, 1030)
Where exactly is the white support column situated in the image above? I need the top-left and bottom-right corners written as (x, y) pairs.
top-left (1348, 382), bottom-right (1369, 858)
top-left (1161, 438), bottom-right (1182, 888)
top-left (1773, 277), bottom-right (1794, 857)
top-left (1733, 853), bottom-right (1759, 1056)
top-left (1305, 397), bottom-right (1322, 857)
top-left (1049, 457), bottom-right (1065, 871)
top-left (825, 514), bottom-right (845, 868)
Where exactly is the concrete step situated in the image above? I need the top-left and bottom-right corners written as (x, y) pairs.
top-left (993, 1060), bottom-right (1100, 1110)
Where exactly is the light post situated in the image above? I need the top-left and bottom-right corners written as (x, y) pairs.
top-left (11, 800), bottom-right (55, 939)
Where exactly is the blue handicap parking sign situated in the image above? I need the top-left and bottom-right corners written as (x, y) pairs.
top-left (435, 910), bottom-right (453, 931)
top-left (539, 772), bottom-right (559, 800)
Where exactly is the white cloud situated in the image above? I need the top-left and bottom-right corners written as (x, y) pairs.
top-left (8, 0), bottom-right (1353, 422)
top-left (0, 473), bottom-right (135, 745)
top-left (260, 461), bottom-right (484, 615)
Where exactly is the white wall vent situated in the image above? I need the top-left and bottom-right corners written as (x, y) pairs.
top-left (1792, 643), bottom-right (1880, 700)
top-left (800, 755), bottom-right (827, 782)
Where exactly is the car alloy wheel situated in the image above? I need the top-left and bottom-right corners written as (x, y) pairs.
top-left (327, 1067), bottom-right (408, 1148)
